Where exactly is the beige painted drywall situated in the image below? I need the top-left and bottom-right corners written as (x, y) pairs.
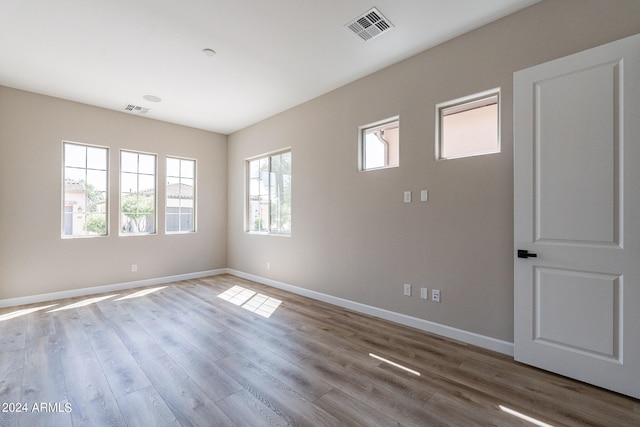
top-left (0, 86), bottom-right (227, 300)
top-left (227, 0), bottom-right (640, 342)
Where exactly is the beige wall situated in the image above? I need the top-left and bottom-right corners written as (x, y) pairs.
top-left (227, 0), bottom-right (640, 342)
top-left (0, 86), bottom-right (227, 300)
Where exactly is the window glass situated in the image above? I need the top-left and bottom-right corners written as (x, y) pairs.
top-left (166, 157), bottom-right (196, 233)
top-left (121, 151), bottom-right (138, 173)
top-left (437, 90), bottom-right (500, 159)
top-left (120, 151), bottom-right (156, 235)
top-left (269, 151), bottom-right (292, 234)
top-left (360, 118), bottom-right (399, 171)
top-left (62, 142), bottom-right (108, 237)
top-left (247, 150), bottom-right (291, 235)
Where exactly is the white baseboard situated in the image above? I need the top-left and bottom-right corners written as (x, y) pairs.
top-left (226, 269), bottom-right (515, 356)
top-left (0, 269), bottom-right (227, 309)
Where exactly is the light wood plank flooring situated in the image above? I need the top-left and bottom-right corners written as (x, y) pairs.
top-left (1, 275), bottom-right (638, 426)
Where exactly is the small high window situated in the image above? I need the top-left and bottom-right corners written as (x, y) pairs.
top-left (359, 118), bottom-right (399, 171)
top-left (120, 150), bottom-right (156, 235)
top-left (62, 142), bottom-right (108, 238)
top-left (436, 89), bottom-right (500, 159)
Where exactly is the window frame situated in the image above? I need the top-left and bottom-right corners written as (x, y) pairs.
top-left (119, 149), bottom-right (158, 236)
top-left (358, 116), bottom-right (400, 171)
top-left (165, 156), bottom-right (197, 234)
top-left (435, 88), bottom-right (501, 160)
top-left (62, 141), bottom-right (109, 239)
top-left (246, 148), bottom-right (292, 236)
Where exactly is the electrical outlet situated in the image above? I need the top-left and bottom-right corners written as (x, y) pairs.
top-left (421, 190), bottom-right (429, 202)
top-left (404, 191), bottom-right (412, 203)
top-left (403, 283), bottom-right (411, 296)
top-left (420, 287), bottom-right (429, 300)
top-left (432, 289), bottom-right (440, 302)
top-left (131, 264), bottom-right (138, 272)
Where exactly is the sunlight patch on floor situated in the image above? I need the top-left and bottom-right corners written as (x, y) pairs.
top-left (241, 293), bottom-right (282, 318)
top-left (369, 353), bottom-right (421, 376)
top-left (0, 304), bottom-right (59, 321)
top-left (47, 294), bottom-right (119, 312)
top-left (218, 285), bottom-right (282, 318)
top-left (499, 405), bottom-right (554, 427)
top-left (218, 286), bottom-right (257, 306)
top-left (115, 286), bottom-right (168, 301)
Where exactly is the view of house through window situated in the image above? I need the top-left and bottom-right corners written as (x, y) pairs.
top-left (360, 118), bottom-right (399, 171)
top-left (166, 157), bottom-right (196, 233)
top-left (62, 142), bottom-right (108, 237)
top-left (248, 150), bottom-right (291, 235)
top-left (120, 150), bottom-right (156, 235)
top-left (437, 89), bottom-right (500, 159)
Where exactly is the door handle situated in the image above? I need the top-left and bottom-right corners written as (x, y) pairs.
top-left (517, 249), bottom-right (537, 259)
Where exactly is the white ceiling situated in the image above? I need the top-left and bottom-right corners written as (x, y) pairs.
top-left (0, 0), bottom-right (540, 135)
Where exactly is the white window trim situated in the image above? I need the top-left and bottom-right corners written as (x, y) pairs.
top-left (165, 155), bottom-right (197, 234)
top-left (245, 148), bottom-right (292, 236)
top-left (358, 116), bottom-right (400, 171)
top-left (435, 88), bottom-right (501, 160)
top-left (119, 149), bottom-right (158, 236)
top-left (61, 140), bottom-right (110, 239)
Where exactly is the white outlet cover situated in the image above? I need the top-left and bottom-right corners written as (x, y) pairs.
top-left (421, 190), bottom-right (428, 202)
top-left (404, 283), bottom-right (411, 296)
top-left (420, 287), bottom-right (428, 299)
top-left (404, 191), bottom-right (412, 203)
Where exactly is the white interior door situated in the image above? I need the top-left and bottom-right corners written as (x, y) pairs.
top-left (514, 33), bottom-right (640, 399)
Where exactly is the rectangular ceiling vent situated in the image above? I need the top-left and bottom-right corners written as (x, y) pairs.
top-left (346, 7), bottom-right (393, 41)
top-left (124, 104), bottom-right (149, 114)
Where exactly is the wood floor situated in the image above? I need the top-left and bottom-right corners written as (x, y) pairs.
top-left (0, 275), bottom-right (638, 426)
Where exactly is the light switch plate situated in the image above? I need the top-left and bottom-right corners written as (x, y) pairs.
top-left (421, 190), bottom-right (428, 202)
top-left (404, 191), bottom-right (412, 203)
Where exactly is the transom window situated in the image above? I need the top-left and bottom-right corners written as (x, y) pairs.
top-left (166, 157), bottom-right (196, 233)
top-left (62, 142), bottom-right (108, 238)
top-left (436, 89), bottom-right (500, 159)
top-left (359, 117), bottom-right (399, 171)
top-left (247, 150), bottom-right (291, 235)
top-left (120, 150), bottom-right (156, 235)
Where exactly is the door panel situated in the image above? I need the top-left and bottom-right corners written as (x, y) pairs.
top-left (535, 62), bottom-right (619, 245)
top-left (535, 267), bottom-right (620, 359)
top-left (514, 33), bottom-right (640, 399)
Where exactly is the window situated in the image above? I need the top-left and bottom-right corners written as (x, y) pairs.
top-left (62, 142), bottom-right (108, 237)
top-left (247, 150), bottom-right (291, 235)
top-left (359, 117), bottom-right (399, 171)
top-left (120, 150), bottom-right (156, 235)
top-left (436, 89), bottom-right (500, 159)
top-left (166, 157), bottom-right (196, 233)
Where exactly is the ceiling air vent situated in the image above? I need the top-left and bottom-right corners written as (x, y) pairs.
top-left (123, 104), bottom-right (149, 114)
top-left (346, 7), bottom-right (394, 41)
